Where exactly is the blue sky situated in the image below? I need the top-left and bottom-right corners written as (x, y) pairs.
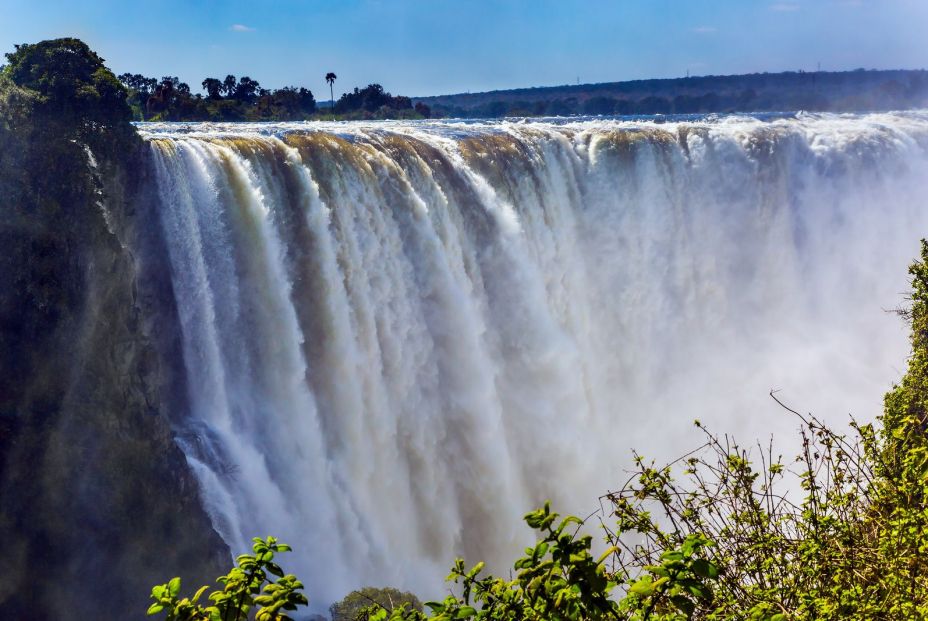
top-left (1, 0), bottom-right (926, 98)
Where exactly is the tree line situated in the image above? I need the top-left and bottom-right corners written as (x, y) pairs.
top-left (117, 73), bottom-right (430, 122)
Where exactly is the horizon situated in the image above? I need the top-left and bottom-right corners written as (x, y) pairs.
top-left (2, 0), bottom-right (928, 100)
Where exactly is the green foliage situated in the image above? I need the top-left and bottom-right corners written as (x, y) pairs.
top-left (0, 37), bottom-right (140, 224)
top-left (114, 69), bottom-right (429, 121)
top-left (147, 537), bottom-right (308, 621)
top-left (356, 503), bottom-right (716, 621)
top-left (596, 239), bottom-right (928, 619)
top-left (334, 83), bottom-right (412, 115)
top-left (3, 38), bottom-right (133, 140)
top-left (619, 534), bottom-right (719, 620)
top-left (330, 586), bottom-right (423, 621)
top-left (605, 412), bottom-right (875, 619)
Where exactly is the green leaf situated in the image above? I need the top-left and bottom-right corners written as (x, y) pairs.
top-left (647, 565), bottom-right (670, 578)
top-left (146, 603), bottom-right (164, 615)
top-left (691, 559), bottom-right (720, 580)
top-left (682, 580), bottom-right (710, 600)
top-left (192, 585), bottom-right (210, 603)
top-left (629, 578), bottom-right (655, 597)
top-left (168, 577), bottom-right (181, 598)
top-left (670, 594), bottom-right (695, 616)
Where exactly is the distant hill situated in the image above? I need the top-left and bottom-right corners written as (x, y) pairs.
top-left (413, 69), bottom-right (928, 118)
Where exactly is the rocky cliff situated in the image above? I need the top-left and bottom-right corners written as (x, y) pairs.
top-left (0, 41), bottom-right (227, 620)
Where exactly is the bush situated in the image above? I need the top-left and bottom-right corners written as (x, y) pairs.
top-left (147, 537), bottom-right (307, 621)
top-left (600, 239), bottom-right (928, 619)
top-left (330, 587), bottom-right (423, 621)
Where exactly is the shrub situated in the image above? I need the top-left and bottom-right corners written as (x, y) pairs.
top-left (147, 537), bottom-right (307, 621)
top-left (330, 587), bottom-right (422, 621)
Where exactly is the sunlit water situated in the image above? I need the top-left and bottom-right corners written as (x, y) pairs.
top-left (139, 111), bottom-right (928, 609)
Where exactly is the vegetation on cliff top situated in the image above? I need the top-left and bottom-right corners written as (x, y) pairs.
top-left (3, 38), bottom-right (138, 149)
top-left (117, 72), bottom-right (429, 122)
top-left (148, 241), bottom-right (928, 619)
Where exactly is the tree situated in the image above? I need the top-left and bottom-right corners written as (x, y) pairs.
top-left (118, 72), bottom-right (159, 118)
top-left (119, 73), bottom-right (158, 95)
top-left (296, 87), bottom-right (316, 115)
top-left (221, 74), bottom-right (238, 97)
top-left (325, 72), bottom-right (336, 110)
top-left (262, 86), bottom-right (316, 118)
top-left (201, 77), bottom-right (222, 100)
top-left (330, 587), bottom-right (422, 621)
top-left (4, 37), bottom-right (132, 133)
top-left (232, 76), bottom-right (260, 103)
top-left (334, 84), bottom-right (410, 114)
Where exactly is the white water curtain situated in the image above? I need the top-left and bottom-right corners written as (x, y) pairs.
top-left (142, 113), bottom-right (928, 610)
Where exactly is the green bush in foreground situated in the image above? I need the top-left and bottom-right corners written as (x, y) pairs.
top-left (330, 587), bottom-right (422, 621)
top-left (148, 537), bottom-right (307, 621)
top-left (151, 241), bottom-right (928, 620)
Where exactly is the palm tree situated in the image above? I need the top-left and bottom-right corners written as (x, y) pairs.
top-left (325, 72), bottom-right (337, 111)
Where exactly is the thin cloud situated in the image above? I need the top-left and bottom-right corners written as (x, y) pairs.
top-left (229, 24), bottom-right (255, 32)
top-left (769, 2), bottom-right (801, 10)
top-left (691, 26), bottom-right (717, 34)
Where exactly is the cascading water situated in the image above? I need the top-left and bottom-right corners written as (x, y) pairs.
top-left (141, 112), bottom-right (928, 608)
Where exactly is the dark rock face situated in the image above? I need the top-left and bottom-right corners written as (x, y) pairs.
top-left (0, 93), bottom-right (228, 620)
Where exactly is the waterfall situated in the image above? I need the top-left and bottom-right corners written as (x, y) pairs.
top-left (141, 112), bottom-right (928, 607)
